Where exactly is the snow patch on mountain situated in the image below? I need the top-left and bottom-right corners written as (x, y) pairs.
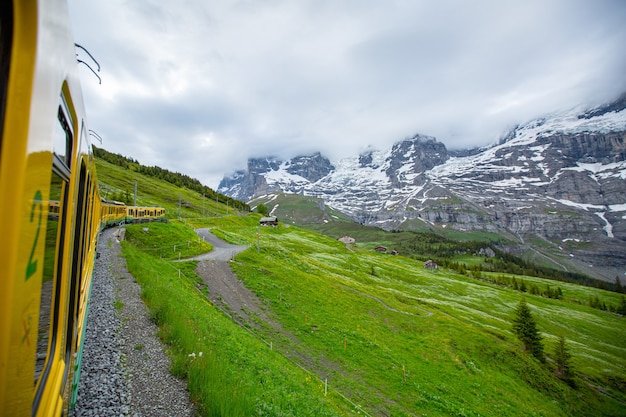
top-left (218, 97), bottom-right (626, 281)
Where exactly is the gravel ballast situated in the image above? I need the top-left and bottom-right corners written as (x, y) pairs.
top-left (73, 227), bottom-right (195, 416)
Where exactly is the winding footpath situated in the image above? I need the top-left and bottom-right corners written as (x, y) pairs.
top-left (181, 228), bottom-right (248, 261)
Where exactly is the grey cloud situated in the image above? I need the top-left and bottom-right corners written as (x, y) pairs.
top-left (70, 0), bottom-right (626, 188)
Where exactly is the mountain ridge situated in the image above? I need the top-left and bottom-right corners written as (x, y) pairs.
top-left (219, 96), bottom-right (626, 281)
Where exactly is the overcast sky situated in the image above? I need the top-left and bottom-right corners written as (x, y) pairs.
top-left (69, 0), bottom-right (626, 188)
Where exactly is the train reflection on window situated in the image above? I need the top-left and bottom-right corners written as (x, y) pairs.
top-left (35, 173), bottom-right (66, 385)
top-left (35, 95), bottom-right (72, 397)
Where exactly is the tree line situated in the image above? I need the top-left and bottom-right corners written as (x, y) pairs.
top-left (93, 146), bottom-right (250, 212)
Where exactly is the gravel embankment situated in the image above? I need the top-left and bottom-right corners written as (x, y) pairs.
top-left (73, 227), bottom-right (196, 417)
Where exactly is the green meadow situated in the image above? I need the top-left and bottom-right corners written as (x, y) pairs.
top-left (122, 216), bottom-right (626, 416)
top-left (95, 155), bottom-right (625, 415)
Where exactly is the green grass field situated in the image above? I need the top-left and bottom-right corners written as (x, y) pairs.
top-left (96, 155), bottom-right (625, 416)
top-left (122, 216), bottom-right (625, 416)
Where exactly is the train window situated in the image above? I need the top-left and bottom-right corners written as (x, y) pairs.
top-left (34, 92), bottom-right (73, 408)
top-left (34, 169), bottom-right (68, 393)
top-left (0, 0), bottom-right (12, 153)
top-left (53, 97), bottom-right (73, 169)
top-left (85, 176), bottom-right (95, 260)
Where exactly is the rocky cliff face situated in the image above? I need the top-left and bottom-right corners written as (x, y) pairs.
top-left (283, 153), bottom-right (335, 182)
top-left (384, 134), bottom-right (449, 187)
top-left (219, 97), bottom-right (626, 281)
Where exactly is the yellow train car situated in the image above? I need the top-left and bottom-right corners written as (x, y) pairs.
top-left (1, 0), bottom-right (101, 415)
top-left (0, 1), bottom-right (165, 414)
top-left (125, 205), bottom-right (166, 223)
top-left (100, 200), bottom-right (127, 227)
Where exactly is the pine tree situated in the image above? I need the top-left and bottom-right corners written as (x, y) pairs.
top-left (512, 297), bottom-right (545, 362)
top-left (553, 335), bottom-right (574, 385)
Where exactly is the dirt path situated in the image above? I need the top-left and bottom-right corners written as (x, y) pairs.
top-left (192, 241), bottom-right (340, 379)
top-left (190, 229), bottom-right (430, 383)
top-left (183, 228), bottom-right (248, 261)
top-left (184, 229), bottom-right (272, 328)
top-left (195, 260), bottom-right (275, 327)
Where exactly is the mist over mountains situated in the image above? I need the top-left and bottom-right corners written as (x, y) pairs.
top-left (219, 95), bottom-right (626, 282)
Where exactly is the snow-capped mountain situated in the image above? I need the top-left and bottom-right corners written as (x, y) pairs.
top-left (219, 95), bottom-right (626, 281)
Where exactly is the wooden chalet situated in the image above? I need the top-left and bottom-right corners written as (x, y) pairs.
top-left (259, 216), bottom-right (278, 226)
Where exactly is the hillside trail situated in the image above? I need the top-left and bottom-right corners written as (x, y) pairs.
top-left (182, 227), bottom-right (249, 261)
top-left (189, 228), bottom-right (342, 377)
top-left (185, 228), bottom-right (275, 328)
top-left (188, 228), bottom-right (432, 323)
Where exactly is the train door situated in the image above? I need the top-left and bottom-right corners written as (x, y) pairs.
top-left (62, 156), bottom-right (89, 408)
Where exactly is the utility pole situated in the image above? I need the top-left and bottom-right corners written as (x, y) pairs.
top-left (134, 182), bottom-right (137, 206)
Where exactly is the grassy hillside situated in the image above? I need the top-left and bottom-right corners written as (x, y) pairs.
top-left (186, 215), bottom-right (625, 416)
top-left (98, 159), bottom-right (626, 416)
top-left (95, 158), bottom-right (244, 219)
top-left (251, 193), bottom-right (615, 292)
top-left (249, 193), bottom-right (507, 248)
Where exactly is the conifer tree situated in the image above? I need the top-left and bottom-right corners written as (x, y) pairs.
top-left (553, 335), bottom-right (573, 385)
top-left (512, 297), bottom-right (545, 362)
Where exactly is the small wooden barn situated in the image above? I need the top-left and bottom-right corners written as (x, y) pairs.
top-left (259, 216), bottom-right (278, 226)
